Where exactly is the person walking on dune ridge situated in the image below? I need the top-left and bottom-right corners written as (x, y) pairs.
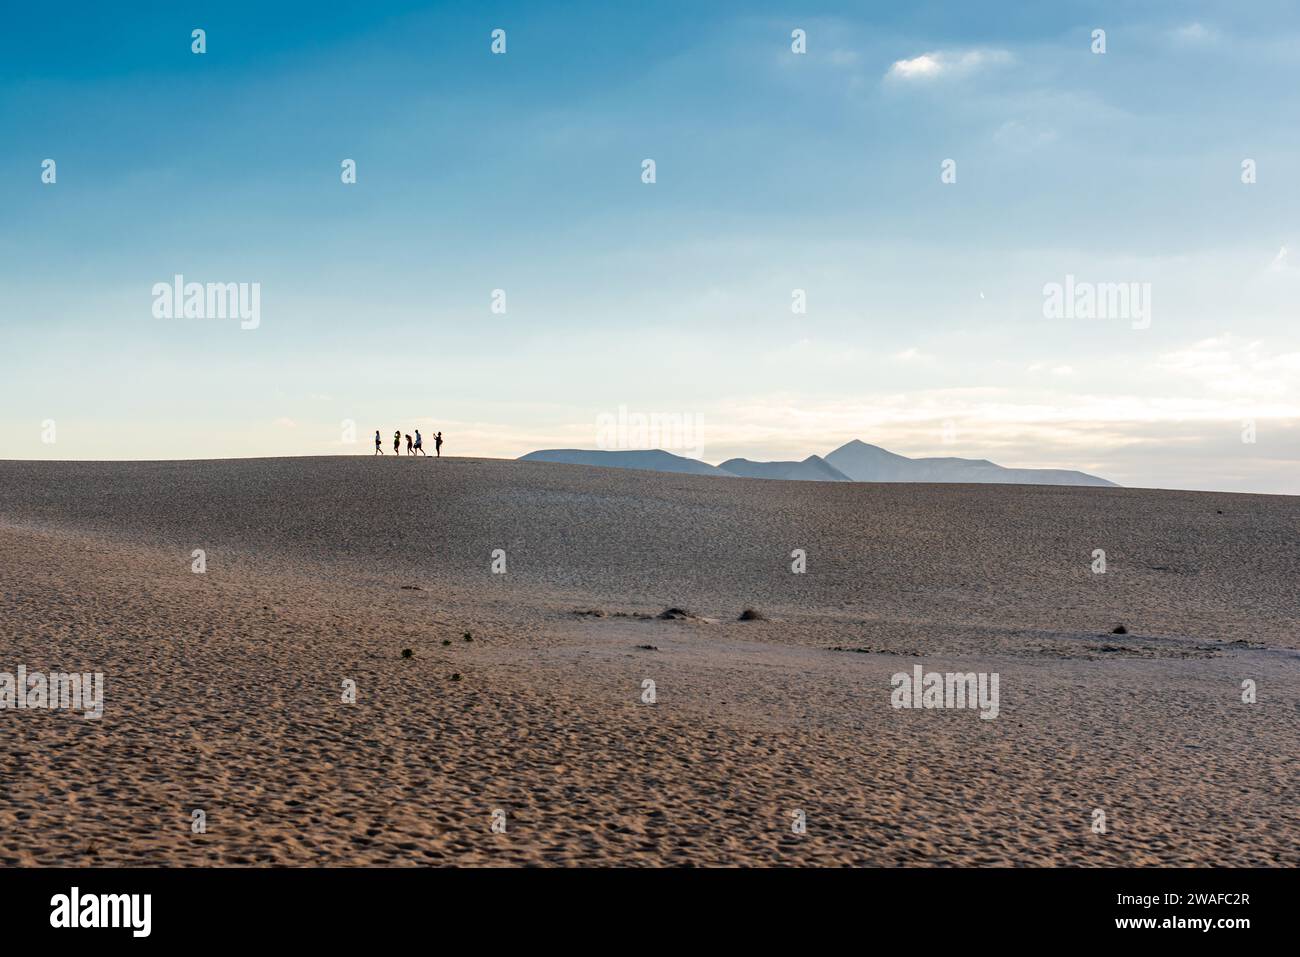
top-left (435, 431), bottom-right (443, 458)
top-left (414, 429), bottom-right (426, 455)
top-left (374, 430), bottom-right (383, 455)
top-left (393, 430), bottom-right (400, 454)
top-left (405, 433), bottom-right (414, 455)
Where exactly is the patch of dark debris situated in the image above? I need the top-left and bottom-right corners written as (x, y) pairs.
top-left (573, 608), bottom-right (654, 620)
top-left (657, 607), bottom-right (697, 621)
top-left (573, 607), bottom-right (768, 622)
top-left (829, 646), bottom-right (918, 656)
top-left (1219, 637), bottom-right (1266, 649)
top-left (1080, 640), bottom-right (1223, 660)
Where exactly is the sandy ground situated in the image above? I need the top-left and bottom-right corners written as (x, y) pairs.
top-left (0, 455), bottom-right (1295, 866)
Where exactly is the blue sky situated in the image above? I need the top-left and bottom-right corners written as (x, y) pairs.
top-left (2, 1), bottom-right (1299, 492)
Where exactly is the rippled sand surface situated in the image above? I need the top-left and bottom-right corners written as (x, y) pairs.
top-left (0, 456), bottom-right (1295, 865)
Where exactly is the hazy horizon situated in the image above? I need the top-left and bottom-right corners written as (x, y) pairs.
top-left (4, 1), bottom-right (1299, 494)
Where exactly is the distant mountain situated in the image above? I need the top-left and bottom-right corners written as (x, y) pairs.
top-left (518, 449), bottom-right (729, 476)
top-left (824, 440), bottom-right (1117, 487)
top-left (820, 440), bottom-right (918, 481)
top-left (718, 455), bottom-right (853, 482)
top-left (519, 441), bottom-right (1118, 488)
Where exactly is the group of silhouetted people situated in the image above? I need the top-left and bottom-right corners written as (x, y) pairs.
top-left (375, 428), bottom-right (442, 457)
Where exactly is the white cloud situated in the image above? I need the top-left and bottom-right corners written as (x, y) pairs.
top-left (886, 48), bottom-right (1011, 82)
top-left (1156, 335), bottom-right (1300, 399)
top-left (1171, 22), bottom-right (1217, 45)
top-left (888, 53), bottom-right (943, 79)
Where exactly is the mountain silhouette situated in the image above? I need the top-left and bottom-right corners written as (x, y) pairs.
top-left (517, 448), bottom-right (729, 476)
top-left (520, 440), bottom-right (1117, 487)
top-left (824, 440), bottom-right (1116, 486)
top-left (718, 454), bottom-right (852, 482)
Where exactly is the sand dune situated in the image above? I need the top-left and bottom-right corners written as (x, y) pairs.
top-left (0, 456), bottom-right (1295, 866)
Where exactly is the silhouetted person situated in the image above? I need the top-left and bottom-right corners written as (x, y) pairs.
top-left (374, 430), bottom-right (383, 455)
top-left (393, 430), bottom-right (400, 454)
top-left (414, 430), bottom-right (426, 456)
top-left (435, 431), bottom-right (443, 457)
top-left (405, 433), bottom-right (413, 455)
